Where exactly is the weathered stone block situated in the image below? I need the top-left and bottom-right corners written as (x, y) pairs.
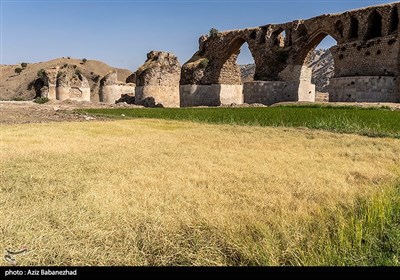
top-left (243, 81), bottom-right (315, 105)
top-left (329, 76), bottom-right (398, 102)
top-left (179, 84), bottom-right (243, 107)
top-left (136, 85), bottom-right (180, 107)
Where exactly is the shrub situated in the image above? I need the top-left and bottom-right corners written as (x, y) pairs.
top-left (67, 57), bottom-right (71, 59)
top-left (21, 62), bottom-right (28, 68)
top-left (37, 69), bottom-right (46, 79)
top-left (75, 69), bottom-right (82, 76)
top-left (200, 58), bottom-right (209, 68)
top-left (209, 28), bottom-right (219, 37)
top-left (82, 58), bottom-right (87, 63)
top-left (57, 71), bottom-right (64, 78)
top-left (12, 96), bottom-right (25, 101)
top-left (92, 75), bottom-right (100, 83)
top-left (62, 64), bottom-right (68, 68)
top-left (14, 67), bottom-right (23, 75)
top-left (33, 97), bottom-right (49, 104)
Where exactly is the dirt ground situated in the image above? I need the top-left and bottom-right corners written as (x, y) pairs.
top-left (1, 100), bottom-right (399, 125)
top-left (0, 100), bottom-right (142, 124)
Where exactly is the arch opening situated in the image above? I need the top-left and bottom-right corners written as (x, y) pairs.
top-left (349, 16), bottom-right (359, 39)
top-left (218, 37), bottom-right (255, 84)
top-left (335, 20), bottom-right (344, 38)
top-left (389, 6), bottom-right (399, 34)
top-left (272, 29), bottom-right (289, 48)
top-left (237, 42), bottom-right (256, 83)
top-left (365, 10), bottom-right (382, 40)
top-left (302, 34), bottom-right (337, 101)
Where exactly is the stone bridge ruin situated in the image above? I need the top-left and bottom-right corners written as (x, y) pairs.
top-left (36, 2), bottom-right (399, 107)
top-left (180, 2), bottom-right (400, 106)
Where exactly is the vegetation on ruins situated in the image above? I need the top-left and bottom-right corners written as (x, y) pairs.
top-left (209, 27), bottom-right (219, 37)
top-left (37, 69), bottom-right (46, 79)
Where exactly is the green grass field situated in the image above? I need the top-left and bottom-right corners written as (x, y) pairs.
top-left (79, 106), bottom-right (400, 138)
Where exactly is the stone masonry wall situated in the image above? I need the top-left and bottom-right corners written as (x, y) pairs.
top-left (100, 71), bottom-right (135, 103)
top-left (135, 51), bottom-right (181, 107)
top-left (329, 76), bottom-right (398, 102)
top-left (331, 36), bottom-right (399, 77)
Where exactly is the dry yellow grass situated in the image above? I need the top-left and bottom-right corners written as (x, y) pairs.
top-left (1, 119), bottom-right (399, 265)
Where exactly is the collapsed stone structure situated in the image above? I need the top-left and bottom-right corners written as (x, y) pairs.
top-left (37, 67), bottom-right (134, 103)
top-left (134, 51), bottom-right (181, 107)
top-left (39, 66), bottom-right (91, 102)
top-left (181, 2), bottom-right (400, 105)
top-left (99, 71), bottom-right (135, 103)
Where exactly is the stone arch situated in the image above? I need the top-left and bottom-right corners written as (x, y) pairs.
top-left (348, 16), bottom-right (359, 39)
top-left (272, 28), bottom-right (291, 47)
top-left (296, 31), bottom-right (339, 65)
top-left (389, 6), bottom-right (399, 34)
top-left (217, 36), bottom-right (256, 84)
top-left (365, 10), bottom-right (382, 40)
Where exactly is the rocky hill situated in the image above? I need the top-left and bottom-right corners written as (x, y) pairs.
top-left (240, 49), bottom-right (334, 92)
top-left (0, 58), bottom-right (132, 101)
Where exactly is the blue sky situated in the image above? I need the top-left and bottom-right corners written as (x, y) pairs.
top-left (1, 0), bottom-right (396, 71)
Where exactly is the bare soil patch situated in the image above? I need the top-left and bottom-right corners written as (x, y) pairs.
top-left (0, 100), bottom-right (141, 124)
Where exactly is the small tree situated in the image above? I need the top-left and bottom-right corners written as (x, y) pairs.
top-left (21, 62), bottom-right (28, 68)
top-left (15, 67), bottom-right (23, 75)
top-left (209, 28), bottom-right (219, 37)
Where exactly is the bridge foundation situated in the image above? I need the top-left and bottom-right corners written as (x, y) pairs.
top-left (329, 76), bottom-right (399, 102)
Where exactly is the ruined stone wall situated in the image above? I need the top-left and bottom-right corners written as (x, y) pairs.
top-left (56, 71), bottom-right (91, 101)
top-left (244, 81), bottom-right (314, 105)
top-left (180, 84), bottom-right (243, 107)
top-left (135, 51), bottom-right (181, 107)
top-left (40, 67), bottom-right (59, 100)
top-left (39, 66), bottom-right (91, 101)
top-left (99, 71), bottom-right (135, 103)
top-left (329, 76), bottom-right (398, 102)
top-left (100, 84), bottom-right (135, 103)
top-left (331, 36), bottom-right (399, 77)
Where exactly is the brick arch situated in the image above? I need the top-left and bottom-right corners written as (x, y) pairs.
top-left (294, 31), bottom-right (339, 65)
top-left (216, 36), bottom-right (257, 84)
top-left (348, 16), bottom-right (359, 39)
top-left (365, 10), bottom-right (383, 40)
top-left (389, 6), bottom-right (399, 34)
